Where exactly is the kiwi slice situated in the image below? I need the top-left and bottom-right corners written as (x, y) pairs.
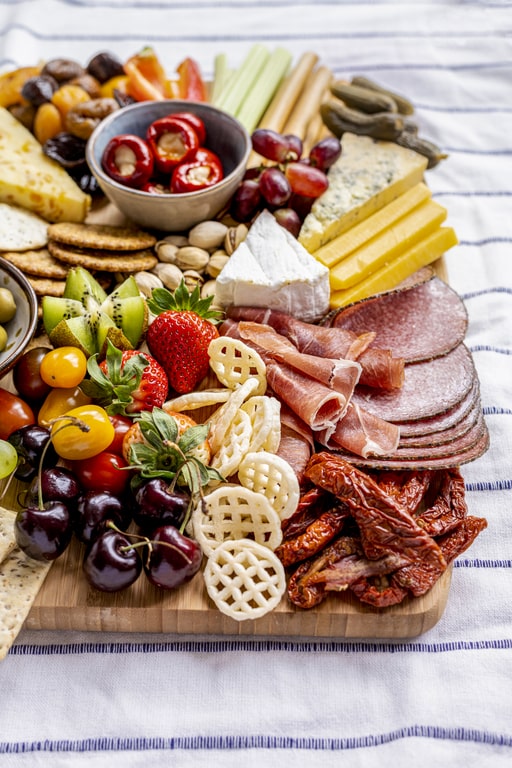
top-left (42, 267), bottom-right (148, 357)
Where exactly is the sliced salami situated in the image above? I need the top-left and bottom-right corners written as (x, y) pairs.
top-left (398, 400), bottom-right (481, 448)
top-left (328, 276), bottom-right (468, 363)
top-left (352, 344), bottom-right (476, 423)
top-left (396, 380), bottom-right (480, 437)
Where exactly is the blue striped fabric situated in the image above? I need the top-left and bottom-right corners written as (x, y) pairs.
top-left (0, 2), bottom-right (511, 766)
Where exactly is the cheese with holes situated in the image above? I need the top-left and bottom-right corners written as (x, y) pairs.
top-left (0, 107), bottom-right (90, 222)
top-left (314, 182), bottom-right (432, 268)
top-left (329, 226), bottom-right (458, 309)
top-left (298, 133), bottom-right (428, 253)
top-left (215, 209), bottom-right (330, 322)
top-left (329, 198), bottom-right (448, 291)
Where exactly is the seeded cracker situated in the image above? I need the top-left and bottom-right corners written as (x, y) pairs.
top-left (0, 507), bottom-right (16, 563)
top-left (27, 276), bottom-right (67, 297)
top-left (47, 241), bottom-right (158, 272)
top-left (0, 548), bottom-right (52, 660)
top-left (47, 222), bottom-right (157, 251)
top-left (1, 248), bottom-right (69, 279)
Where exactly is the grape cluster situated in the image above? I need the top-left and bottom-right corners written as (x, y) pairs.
top-left (231, 128), bottom-right (342, 236)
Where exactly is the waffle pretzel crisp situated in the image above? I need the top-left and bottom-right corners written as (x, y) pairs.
top-left (208, 337), bottom-right (267, 394)
top-left (238, 451), bottom-right (301, 521)
top-left (203, 538), bottom-right (286, 621)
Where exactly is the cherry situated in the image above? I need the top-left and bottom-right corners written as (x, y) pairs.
top-left (27, 466), bottom-right (82, 517)
top-left (83, 528), bottom-right (142, 592)
top-left (144, 525), bottom-right (202, 590)
top-left (74, 490), bottom-right (132, 544)
top-left (15, 500), bottom-right (73, 561)
top-left (133, 478), bottom-right (189, 533)
top-left (8, 424), bottom-right (58, 482)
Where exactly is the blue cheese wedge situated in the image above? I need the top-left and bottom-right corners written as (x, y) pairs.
top-left (298, 132), bottom-right (428, 253)
top-left (215, 209), bottom-right (330, 322)
top-left (0, 107), bottom-right (90, 223)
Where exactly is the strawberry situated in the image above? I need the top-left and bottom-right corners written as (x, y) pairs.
top-left (146, 280), bottom-right (221, 394)
top-left (80, 340), bottom-right (169, 414)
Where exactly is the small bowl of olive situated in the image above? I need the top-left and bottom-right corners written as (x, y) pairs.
top-left (0, 258), bottom-right (39, 380)
top-left (86, 99), bottom-right (252, 232)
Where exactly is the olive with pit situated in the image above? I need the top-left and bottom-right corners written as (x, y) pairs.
top-left (0, 287), bottom-right (16, 324)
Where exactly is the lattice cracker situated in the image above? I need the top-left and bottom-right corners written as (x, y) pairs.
top-left (192, 485), bottom-right (282, 557)
top-left (203, 538), bottom-right (286, 621)
top-left (241, 395), bottom-right (281, 454)
top-left (208, 337), bottom-right (267, 394)
top-left (206, 377), bottom-right (260, 455)
top-left (164, 388), bottom-right (230, 412)
top-left (238, 451), bottom-right (300, 521)
top-left (210, 409), bottom-right (252, 479)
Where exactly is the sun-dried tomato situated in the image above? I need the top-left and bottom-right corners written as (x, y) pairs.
top-left (415, 468), bottom-right (468, 537)
top-left (275, 506), bottom-right (349, 567)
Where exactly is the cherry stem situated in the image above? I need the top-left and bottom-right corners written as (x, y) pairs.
top-left (36, 416), bottom-right (90, 509)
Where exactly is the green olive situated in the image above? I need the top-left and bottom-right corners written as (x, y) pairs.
top-left (0, 325), bottom-right (8, 352)
top-left (0, 288), bottom-right (16, 324)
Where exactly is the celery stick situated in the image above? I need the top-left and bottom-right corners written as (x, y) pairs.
top-left (235, 47), bottom-right (292, 133)
top-left (210, 53), bottom-right (231, 105)
top-left (213, 44), bottom-right (270, 115)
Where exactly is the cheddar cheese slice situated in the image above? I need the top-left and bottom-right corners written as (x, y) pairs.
top-left (298, 133), bottom-right (428, 253)
top-left (0, 107), bottom-right (90, 222)
top-left (329, 226), bottom-right (458, 309)
top-left (329, 198), bottom-right (448, 291)
top-left (313, 182), bottom-right (432, 268)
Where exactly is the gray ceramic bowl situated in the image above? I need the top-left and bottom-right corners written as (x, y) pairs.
top-left (86, 100), bottom-right (251, 232)
top-left (0, 257), bottom-right (39, 379)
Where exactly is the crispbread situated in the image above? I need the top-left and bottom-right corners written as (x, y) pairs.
top-left (47, 240), bottom-right (158, 272)
top-left (0, 547), bottom-right (52, 660)
top-left (0, 507), bottom-right (16, 564)
top-left (0, 204), bottom-right (49, 251)
top-left (1, 248), bottom-right (69, 278)
top-left (47, 222), bottom-right (156, 251)
top-left (26, 275), bottom-right (67, 297)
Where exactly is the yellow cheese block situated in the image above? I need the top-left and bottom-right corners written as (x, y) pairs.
top-left (314, 181), bottom-right (432, 268)
top-left (329, 198), bottom-right (448, 291)
top-left (298, 132), bottom-right (428, 253)
top-left (329, 226), bottom-right (458, 309)
top-left (0, 107), bottom-right (91, 222)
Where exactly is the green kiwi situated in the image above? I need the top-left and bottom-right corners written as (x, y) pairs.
top-left (42, 267), bottom-right (148, 357)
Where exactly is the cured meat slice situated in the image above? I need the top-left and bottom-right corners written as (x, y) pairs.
top-left (265, 361), bottom-right (349, 432)
top-left (316, 402), bottom-right (400, 458)
top-left (237, 321), bottom-right (362, 402)
top-left (398, 400), bottom-right (480, 448)
top-left (328, 276), bottom-right (468, 363)
top-left (225, 306), bottom-right (404, 390)
top-left (277, 423), bottom-right (313, 485)
top-left (396, 380), bottom-right (480, 437)
top-left (304, 452), bottom-right (446, 569)
top-left (352, 343), bottom-right (476, 423)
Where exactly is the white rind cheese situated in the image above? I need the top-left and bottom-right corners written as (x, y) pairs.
top-left (298, 132), bottom-right (428, 253)
top-left (0, 107), bottom-right (91, 223)
top-left (215, 209), bottom-right (330, 322)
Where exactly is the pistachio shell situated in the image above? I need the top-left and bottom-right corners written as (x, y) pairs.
top-left (151, 262), bottom-right (184, 290)
top-left (134, 271), bottom-right (164, 296)
top-left (188, 220), bottom-right (229, 251)
top-left (174, 246), bottom-right (210, 271)
top-left (206, 251), bottom-right (230, 278)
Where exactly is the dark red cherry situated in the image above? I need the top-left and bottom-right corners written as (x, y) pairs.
top-left (27, 466), bottom-right (82, 516)
top-left (83, 528), bottom-right (142, 592)
top-left (15, 500), bottom-right (73, 561)
top-left (134, 478), bottom-right (189, 533)
top-left (8, 424), bottom-right (58, 482)
top-left (74, 490), bottom-right (131, 544)
top-left (144, 525), bottom-right (202, 590)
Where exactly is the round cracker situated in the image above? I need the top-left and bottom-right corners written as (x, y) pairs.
top-left (1, 248), bottom-right (69, 278)
top-left (47, 222), bottom-right (156, 251)
top-left (0, 204), bottom-right (48, 251)
top-left (26, 276), bottom-right (67, 296)
top-left (48, 240), bottom-right (158, 272)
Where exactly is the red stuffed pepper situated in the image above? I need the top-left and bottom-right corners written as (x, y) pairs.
top-left (170, 147), bottom-right (224, 193)
top-left (146, 115), bottom-right (200, 173)
top-left (101, 134), bottom-right (154, 188)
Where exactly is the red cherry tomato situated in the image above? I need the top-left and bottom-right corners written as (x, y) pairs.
top-left (69, 451), bottom-right (130, 495)
top-left (107, 413), bottom-right (134, 456)
top-left (170, 147), bottom-right (224, 193)
top-left (146, 116), bottom-right (199, 173)
top-left (0, 387), bottom-right (35, 440)
top-left (102, 134), bottom-right (154, 188)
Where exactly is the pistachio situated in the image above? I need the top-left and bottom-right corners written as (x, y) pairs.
top-left (159, 234), bottom-right (190, 248)
top-left (174, 245), bottom-right (210, 271)
top-left (151, 262), bottom-right (184, 290)
top-left (188, 220), bottom-right (229, 251)
top-left (206, 251), bottom-right (230, 278)
top-left (182, 269), bottom-right (205, 290)
top-left (224, 223), bottom-right (248, 255)
top-left (155, 240), bottom-right (180, 263)
top-left (134, 270), bottom-right (164, 296)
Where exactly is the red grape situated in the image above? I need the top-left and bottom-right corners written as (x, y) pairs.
top-left (251, 129), bottom-right (291, 163)
top-left (259, 167), bottom-right (292, 206)
top-left (273, 208), bottom-right (302, 238)
top-left (309, 136), bottom-right (342, 170)
top-left (283, 134), bottom-right (303, 161)
top-left (231, 179), bottom-right (262, 221)
top-left (285, 162), bottom-right (329, 198)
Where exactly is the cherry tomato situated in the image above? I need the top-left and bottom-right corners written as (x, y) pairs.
top-left (39, 346), bottom-right (88, 388)
top-left (0, 387), bottom-right (35, 440)
top-left (69, 451), bottom-right (130, 495)
top-left (51, 404), bottom-right (115, 461)
top-left (38, 386), bottom-right (92, 426)
top-left (107, 413), bottom-right (134, 456)
top-left (12, 346), bottom-right (52, 404)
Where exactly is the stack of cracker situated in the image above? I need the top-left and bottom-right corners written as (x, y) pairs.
top-left (1, 207), bottom-right (158, 298)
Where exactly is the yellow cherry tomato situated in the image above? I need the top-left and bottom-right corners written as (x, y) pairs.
top-left (39, 346), bottom-right (88, 388)
top-left (38, 386), bottom-right (92, 426)
top-left (50, 404), bottom-right (115, 461)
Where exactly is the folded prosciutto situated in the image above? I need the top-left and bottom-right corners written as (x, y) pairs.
top-left (317, 402), bottom-right (400, 458)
